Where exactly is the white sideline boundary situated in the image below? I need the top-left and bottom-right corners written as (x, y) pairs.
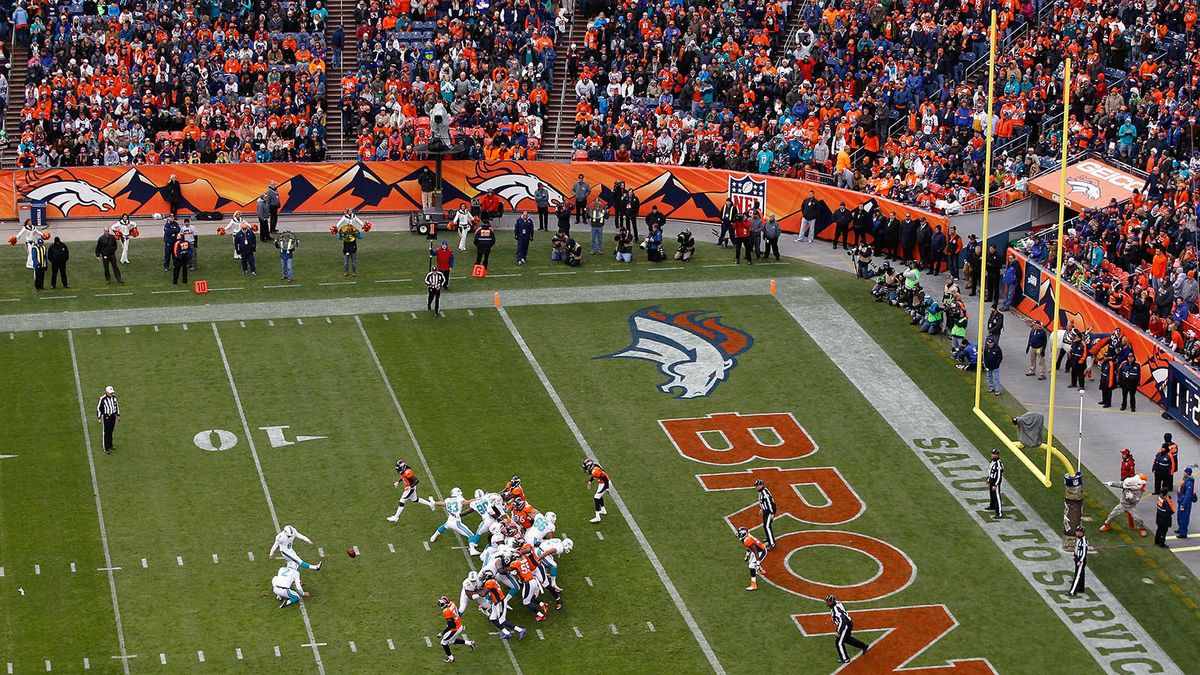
top-left (496, 306), bottom-right (726, 675)
top-left (354, 316), bottom-right (524, 675)
top-left (211, 323), bottom-right (326, 675)
top-left (67, 330), bottom-right (130, 675)
top-left (775, 278), bottom-right (1180, 674)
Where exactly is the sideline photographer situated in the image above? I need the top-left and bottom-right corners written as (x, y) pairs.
top-left (674, 228), bottom-right (696, 261)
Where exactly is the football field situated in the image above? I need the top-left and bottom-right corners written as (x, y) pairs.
top-left (1, 247), bottom-right (1198, 673)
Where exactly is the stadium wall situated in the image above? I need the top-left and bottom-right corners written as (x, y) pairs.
top-left (1, 161), bottom-right (945, 232)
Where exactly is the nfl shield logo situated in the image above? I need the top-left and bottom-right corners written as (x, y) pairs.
top-left (727, 175), bottom-right (766, 215)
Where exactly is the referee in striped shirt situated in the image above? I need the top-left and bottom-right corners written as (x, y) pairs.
top-left (826, 594), bottom-right (870, 664)
top-left (755, 479), bottom-right (777, 549)
top-left (96, 385), bottom-right (120, 454)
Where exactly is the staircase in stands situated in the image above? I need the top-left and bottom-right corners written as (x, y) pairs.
top-left (538, 9), bottom-right (588, 162)
top-left (2, 41), bottom-right (28, 169)
top-left (324, 0), bottom-right (357, 161)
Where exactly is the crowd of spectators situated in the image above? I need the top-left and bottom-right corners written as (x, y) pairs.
top-left (564, 0), bottom-right (1198, 217)
top-left (343, 0), bottom-right (567, 162)
top-left (12, 0), bottom-right (330, 167)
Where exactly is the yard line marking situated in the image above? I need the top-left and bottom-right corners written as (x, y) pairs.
top-left (94, 292), bottom-right (134, 297)
top-left (388, 543), bottom-right (396, 554)
top-left (584, 576), bottom-right (593, 587)
top-left (44, 660), bottom-right (51, 671)
top-left (82, 658), bottom-right (89, 670)
top-left (423, 637), bottom-right (433, 648)
top-left (248, 551), bottom-right (255, 561)
top-left (646, 266), bottom-right (683, 271)
top-left (593, 268), bottom-right (631, 273)
top-left (212, 554), bottom-right (219, 564)
top-left (208, 287), bottom-right (244, 292)
top-left (150, 290), bottom-right (187, 295)
top-left (318, 547), bottom-right (325, 557)
top-left (595, 531), bottom-right (604, 541)
top-left (701, 263), bottom-right (739, 268)
top-left (297, 318), bottom-right (305, 325)
top-left (538, 271), bottom-right (576, 275)
top-left (497, 307), bottom-right (724, 674)
top-left (142, 558), bottom-right (148, 568)
top-left (5, 663), bottom-right (10, 674)
top-left (197, 651), bottom-right (204, 663)
top-left (97, 566), bottom-right (122, 571)
top-left (779, 279), bottom-right (1180, 674)
top-left (236, 648), bottom-right (243, 660)
top-left (318, 281), bottom-right (356, 286)
top-left (374, 279), bottom-right (410, 284)
top-left (68, 330), bottom-right (131, 675)
top-left (34, 564), bottom-right (40, 575)
top-left (40, 295), bottom-right (76, 299)
top-left (349, 642), bottom-right (357, 653)
top-left (646, 622), bottom-right (656, 633)
top-left (299, 642), bottom-right (327, 647)
top-left (160, 654), bottom-right (166, 665)
top-left (610, 624), bottom-right (619, 635)
top-left (536, 629), bottom-right (545, 640)
top-left (573, 627), bottom-right (583, 638)
top-left (356, 315), bottom-right (524, 675)
top-left (71, 562), bottom-right (76, 573)
top-left (387, 639), bottom-right (395, 650)
top-left (263, 284), bottom-right (301, 288)
top-left (0, 298), bottom-right (18, 302)
top-left (274, 646), bottom-right (281, 657)
top-left (481, 273), bottom-right (521, 278)
top-left (212, 323), bottom-right (325, 675)
top-left (239, 321), bottom-right (246, 328)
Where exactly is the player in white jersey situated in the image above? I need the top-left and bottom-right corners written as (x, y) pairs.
top-left (524, 511), bottom-right (556, 545)
top-left (271, 562), bottom-right (309, 608)
top-left (535, 537), bottom-right (573, 592)
top-left (471, 490), bottom-right (505, 544)
top-left (268, 525), bottom-right (323, 570)
top-left (429, 487), bottom-right (483, 555)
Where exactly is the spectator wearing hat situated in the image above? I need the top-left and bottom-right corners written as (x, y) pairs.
top-left (1026, 321), bottom-right (1048, 379)
top-left (983, 335), bottom-right (1003, 395)
top-left (30, 236), bottom-right (47, 290)
top-left (1157, 434), bottom-right (1179, 494)
top-left (572, 175), bottom-right (590, 224)
top-left (431, 241), bottom-right (455, 288)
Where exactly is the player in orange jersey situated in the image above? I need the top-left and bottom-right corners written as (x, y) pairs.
top-left (480, 570), bottom-right (526, 641)
top-left (583, 459), bottom-right (611, 523)
top-left (387, 459), bottom-right (436, 522)
top-left (506, 543), bottom-right (550, 620)
top-left (738, 527), bottom-right (768, 591)
top-left (510, 497), bottom-right (538, 531)
top-left (436, 595), bottom-right (475, 664)
top-left (502, 475), bottom-right (525, 503)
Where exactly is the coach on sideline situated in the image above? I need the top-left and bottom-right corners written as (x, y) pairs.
top-left (96, 386), bottom-right (120, 454)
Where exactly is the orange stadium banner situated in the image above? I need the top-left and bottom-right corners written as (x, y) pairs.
top-left (1027, 158), bottom-right (1146, 211)
top-left (2, 161), bottom-right (944, 232)
top-left (1011, 250), bottom-right (1175, 404)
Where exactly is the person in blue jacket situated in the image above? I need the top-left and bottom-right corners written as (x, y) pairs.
top-left (162, 216), bottom-right (181, 271)
top-left (983, 336), bottom-right (1004, 395)
top-left (1178, 467), bottom-right (1196, 539)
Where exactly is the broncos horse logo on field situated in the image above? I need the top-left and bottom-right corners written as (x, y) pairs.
top-left (602, 307), bottom-right (753, 399)
top-left (26, 180), bottom-right (116, 216)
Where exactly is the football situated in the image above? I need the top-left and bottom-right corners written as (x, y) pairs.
top-left (347, 547), bottom-right (357, 558)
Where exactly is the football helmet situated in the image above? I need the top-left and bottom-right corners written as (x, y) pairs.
top-left (512, 497), bottom-right (526, 511)
top-left (283, 525), bottom-right (297, 537)
top-left (582, 458), bottom-right (595, 473)
top-left (395, 459), bottom-right (408, 473)
top-left (509, 475), bottom-right (521, 487)
top-left (562, 537), bottom-right (574, 554)
top-left (481, 570), bottom-right (495, 581)
top-left (286, 561), bottom-right (299, 571)
top-left (438, 595), bottom-right (451, 608)
top-left (474, 488), bottom-right (485, 500)
top-left (466, 571), bottom-right (479, 586)
top-left (736, 527), bottom-right (748, 539)
top-left (450, 487), bottom-right (463, 499)
top-left (545, 511), bottom-right (557, 526)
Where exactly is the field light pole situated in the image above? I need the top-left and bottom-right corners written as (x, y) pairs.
top-left (1076, 388), bottom-right (1085, 469)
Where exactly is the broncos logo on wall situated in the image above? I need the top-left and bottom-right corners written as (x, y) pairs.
top-left (26, 180), bottom-right (116, 215)
top-left (601, 307), bottom-right (753, 399)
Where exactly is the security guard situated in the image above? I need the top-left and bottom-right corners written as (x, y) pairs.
top-left (986, 448), bottom-right (1004, 519)
top-left (1097, 354), bottom-right (1117, 408)
top-left (1178, 467), bottom-right (1195, 538)
top-left (1155, 490), bottom-right (1175, 548)
top-left (755, 479), bottom-right (777, 549)
top-left (1117, 354), bottom-right (1141, 411)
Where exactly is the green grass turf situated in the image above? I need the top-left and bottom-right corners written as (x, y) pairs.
top-left (0, 231), bottom-right (797, 314)
top-left (0, 260), bottom-right (1197, 673)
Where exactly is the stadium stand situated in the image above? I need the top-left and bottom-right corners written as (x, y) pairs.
top-left (9, 0), bottom-right (330, 168)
